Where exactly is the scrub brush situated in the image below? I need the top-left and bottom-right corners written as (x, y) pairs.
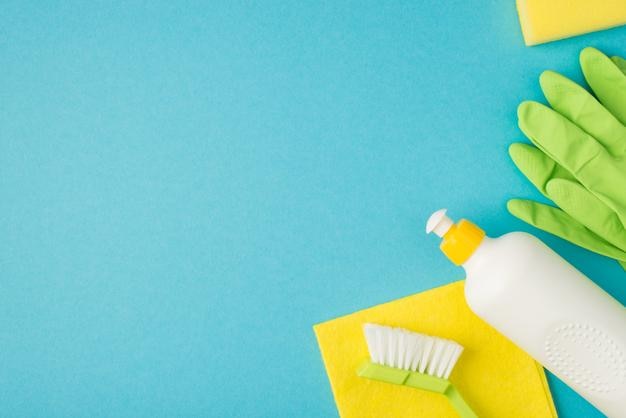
top-left (357, 323), bottom-right (478, 418)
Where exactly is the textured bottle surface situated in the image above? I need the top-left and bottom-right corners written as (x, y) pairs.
top-left (463, 232), bottom-right (626, 418)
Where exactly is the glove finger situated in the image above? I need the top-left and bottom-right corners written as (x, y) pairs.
top-left (518, 101), bottom-right (626, 210)
top-left (546, 179), bottom-right (626, 251)
top-left (611, 56), bottom-right (626, 76)
top-left (507, 199), bottom-right (626, 261)
top-left (540, 70), bottom-right (626, 158)
top-left (508, 142), bottom-right (575, 197)
top-left (580, 47), bottom-right (626, 125)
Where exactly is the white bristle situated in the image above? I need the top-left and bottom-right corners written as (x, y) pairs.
top-left (418, 336), bottom-right (434, 374)
top-left (362, 323), bottom-right (464, 379)
top-left (397, 330), bottom-right (406, 369)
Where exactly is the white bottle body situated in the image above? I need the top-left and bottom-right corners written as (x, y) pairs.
top-left (463, 232), bottom-right (626, 418)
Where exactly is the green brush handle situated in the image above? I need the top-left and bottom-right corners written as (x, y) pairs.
top-left (357, 362), bottom-right (478, 418)
top-left (444, 384), bottom-right (478, 418)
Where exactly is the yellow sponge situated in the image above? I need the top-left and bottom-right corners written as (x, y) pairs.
top-left (516, 0), bottom-right (626, 46)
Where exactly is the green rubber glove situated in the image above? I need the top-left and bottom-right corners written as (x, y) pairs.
top-left (508, 47), bottom-right (626, 269)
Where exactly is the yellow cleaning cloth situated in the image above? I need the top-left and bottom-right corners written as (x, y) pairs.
top-left (516, 0), bottom-right (626, 46)
top-left (314, 281), bottom-right (558, 418)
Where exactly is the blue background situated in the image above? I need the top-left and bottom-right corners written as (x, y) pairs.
top-left (1, 1), bottom-right (625, 417)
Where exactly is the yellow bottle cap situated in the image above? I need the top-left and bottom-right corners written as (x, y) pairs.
top-left (426, 209), bottom-right (485, 266)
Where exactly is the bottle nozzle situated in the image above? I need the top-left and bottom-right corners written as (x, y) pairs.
top-left (426, 208), bottom-right (454, 237)
top-left (426, 208), bottom-right (486, 266)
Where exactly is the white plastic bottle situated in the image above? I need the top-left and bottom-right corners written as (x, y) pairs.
top-left (426, 209), bottom-right (626, 418)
